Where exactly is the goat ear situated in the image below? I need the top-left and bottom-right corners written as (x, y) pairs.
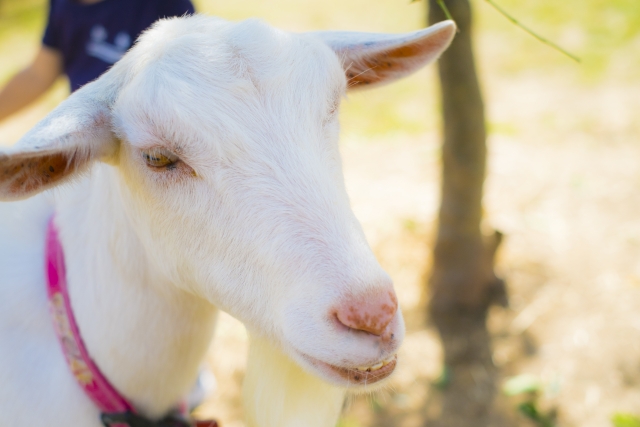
top-left (0, 81), bottom-right (117, 201)
top-left (315, 20), bottom-right (456, 90)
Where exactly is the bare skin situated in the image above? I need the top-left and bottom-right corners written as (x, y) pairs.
top-left (0, 0), bottom-right (106, 123)
top-left (0, 46), bottom-right (63, 122)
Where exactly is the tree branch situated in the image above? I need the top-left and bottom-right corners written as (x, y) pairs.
top-left (484, 0), bottom-right (581, 63)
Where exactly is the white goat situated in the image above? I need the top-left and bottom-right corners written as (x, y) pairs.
top-left (0, 15), bottom-right (454, 427)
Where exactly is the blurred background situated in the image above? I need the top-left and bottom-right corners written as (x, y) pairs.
top-left (1, 0), bottom-right (639, 426)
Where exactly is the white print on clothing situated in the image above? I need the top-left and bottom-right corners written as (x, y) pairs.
top-left (86, 25), bottom-right (131, 64)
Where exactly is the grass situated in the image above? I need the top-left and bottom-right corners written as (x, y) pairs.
top-left (613, 413), bottom-right (640, 427)
top-left (0, 0), bottom-right (47, 81)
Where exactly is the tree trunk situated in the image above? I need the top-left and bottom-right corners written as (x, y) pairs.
top-left (426, 1), bottom-right (507, 426)
top-left (428, 0), bottom-right (505, 321)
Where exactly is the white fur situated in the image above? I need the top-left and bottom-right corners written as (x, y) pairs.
top-left (0, 15), bottom-right (454, 426)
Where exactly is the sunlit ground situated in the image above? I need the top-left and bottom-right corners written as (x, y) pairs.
top-left (1, 0), bottom-right (639, 426)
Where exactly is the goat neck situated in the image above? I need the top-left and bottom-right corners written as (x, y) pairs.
top-left (54, 165), bottom-right (218, 419)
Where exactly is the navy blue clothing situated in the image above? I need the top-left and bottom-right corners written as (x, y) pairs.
top-left (43, 0), bottom-right (194, 91)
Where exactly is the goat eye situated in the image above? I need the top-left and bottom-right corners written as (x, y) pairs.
top-left (141, 148), bottom-right (179, 168)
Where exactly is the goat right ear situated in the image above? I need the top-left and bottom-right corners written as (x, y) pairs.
top-left (0, 81), bottom-right (117, 201)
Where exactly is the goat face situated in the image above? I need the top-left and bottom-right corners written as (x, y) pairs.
top-left (0, 16), bottom-right (455, 387)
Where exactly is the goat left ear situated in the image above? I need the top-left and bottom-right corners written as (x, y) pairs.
top-left (314, 20), bottom-right (456, 90)
top-left (0, 81), bottom-right (117, 201)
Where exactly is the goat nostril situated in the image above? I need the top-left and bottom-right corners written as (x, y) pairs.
top-left (333, 313), bottom-right (353, 332)
top-left (335, 291), bottom-right (398, 337)
top-left (335, 313), bottom-right (381, 336)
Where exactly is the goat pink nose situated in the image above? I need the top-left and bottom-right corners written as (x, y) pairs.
top-left (336, 290), bottom-right (398, 336)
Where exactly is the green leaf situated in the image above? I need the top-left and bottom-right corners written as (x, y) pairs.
top-left (433, 365), bottom-right (452, 390)
top-left (518, 401), bottom-right (557, 427)
top-left (503, 374), bottom-right (541, 396)
top-left (518, 402), bottom-right (541, 421)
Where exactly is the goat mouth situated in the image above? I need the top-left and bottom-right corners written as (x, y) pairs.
top-left (302, 354), bottom-right (397, 386)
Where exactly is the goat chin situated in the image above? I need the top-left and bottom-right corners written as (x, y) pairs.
top-left (243, 335), bottom-right (345, 427)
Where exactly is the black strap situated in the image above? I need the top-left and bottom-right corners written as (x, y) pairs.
top-left (101, 412), bottom-right (192, 427)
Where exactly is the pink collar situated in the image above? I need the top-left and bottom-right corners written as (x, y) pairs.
top-left (46, 217), bottom-right (136, 417)
top-left (45, 218), bottom-right (215, 427)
